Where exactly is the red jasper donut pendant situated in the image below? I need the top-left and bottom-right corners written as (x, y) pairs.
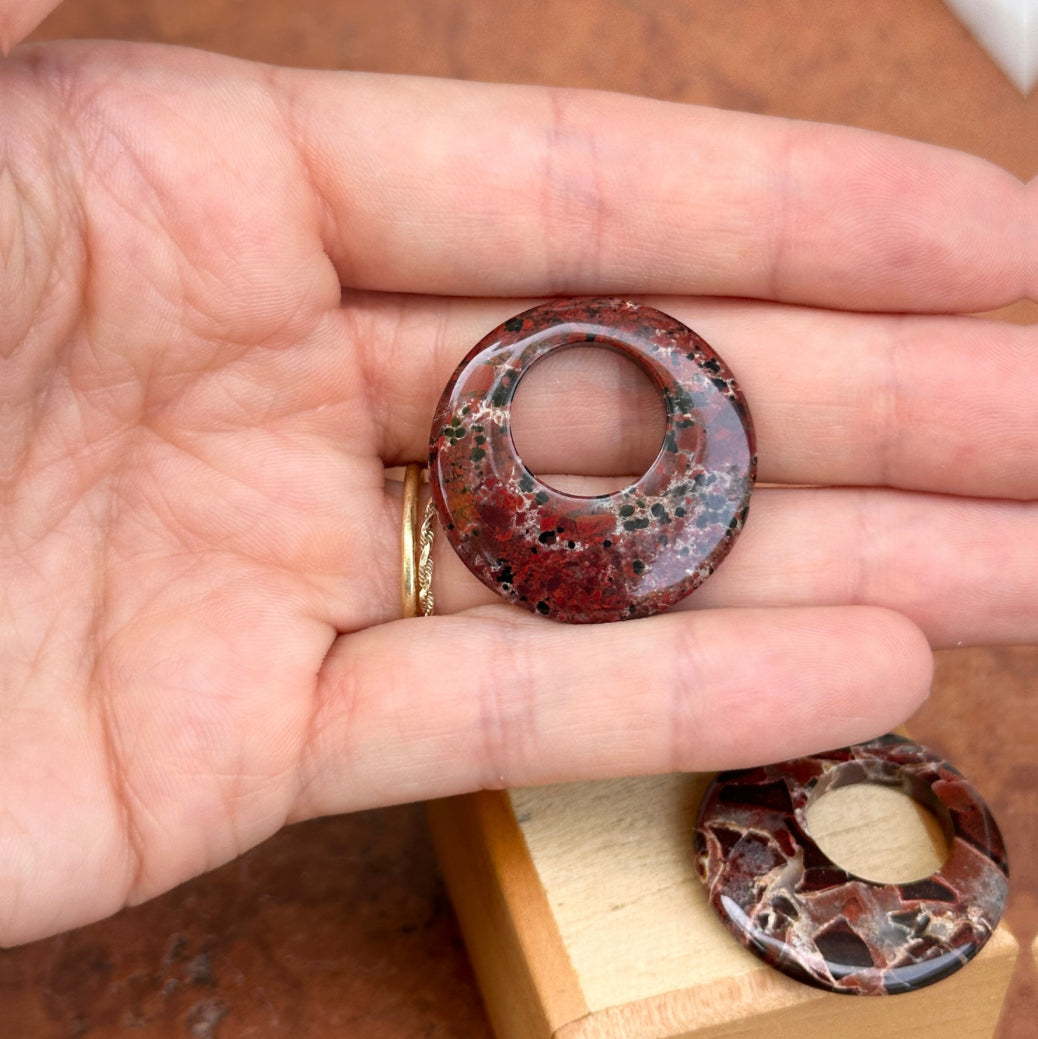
top-left (695, 735), bottom-right (1009, 995)
top-left (428, 297), bottom-right (756, 623)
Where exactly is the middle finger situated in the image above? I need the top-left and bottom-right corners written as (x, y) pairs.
top-left (352, 293), bottom-right (1037, 500)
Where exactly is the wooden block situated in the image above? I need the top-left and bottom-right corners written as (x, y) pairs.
top-left (428, 773), bottom-right (1017, 1039)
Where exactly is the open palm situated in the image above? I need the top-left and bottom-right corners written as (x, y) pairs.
top-left (2, 38), bottom-right (1035, 947)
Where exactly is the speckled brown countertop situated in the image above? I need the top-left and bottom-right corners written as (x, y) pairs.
top-left (3, 804), bottom-right (492, 1037)
top-left (8, 2), bottom-right (1038, 1036)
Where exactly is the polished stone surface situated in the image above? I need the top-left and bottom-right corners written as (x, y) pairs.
top-left (429, 298), bottom-right (755, 623)
top-left (696, 735), bottom-right (1009, 994)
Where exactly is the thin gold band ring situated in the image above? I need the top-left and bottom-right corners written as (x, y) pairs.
top-left (401, 464), bottom-right (435, 619)
top-left (401, 463), bottom-right (421, 619)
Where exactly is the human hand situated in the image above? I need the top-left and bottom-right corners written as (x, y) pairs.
top-left (0, 0), bottom-right (61, 53)
top-left (2, 39), bottom-right (1034, 947)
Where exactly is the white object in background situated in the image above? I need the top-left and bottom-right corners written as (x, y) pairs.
top-left (944, 0), bottom-right (1038, 93)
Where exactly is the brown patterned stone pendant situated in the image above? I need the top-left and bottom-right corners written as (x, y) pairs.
top-left (428, 297), bottom-right (756, 623)
top-left (695, 734), bottom-right (1009, 994)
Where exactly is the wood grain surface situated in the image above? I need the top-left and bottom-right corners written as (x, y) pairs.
top-left (8, 2), bottom-right (1037, 1036)
top-left (505, 774), bottom-right (1016, 1037)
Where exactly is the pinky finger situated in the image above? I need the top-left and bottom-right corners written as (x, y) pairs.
top-left (292, 605), bottom-right (932, 820)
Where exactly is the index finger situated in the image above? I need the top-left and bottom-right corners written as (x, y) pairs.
top-left (278, 72), bottom-right (1030, 310)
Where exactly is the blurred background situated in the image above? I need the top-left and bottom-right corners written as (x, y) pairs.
top-left (9, 2), bottom-right (1038, 1036)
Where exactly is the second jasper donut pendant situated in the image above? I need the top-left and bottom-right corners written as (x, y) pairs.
top-left (428, 298), bottom-right (756, 623)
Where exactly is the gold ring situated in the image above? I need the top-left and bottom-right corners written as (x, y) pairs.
top-left (401, 463), bottom-right (421, 619)
top-left (417, 495), bottom-right (436, 617)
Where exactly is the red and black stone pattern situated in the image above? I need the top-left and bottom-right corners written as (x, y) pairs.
top-left (428, 298), bottom-right (756, 623)
top-left (695, 734), bottom-right (1009, 995)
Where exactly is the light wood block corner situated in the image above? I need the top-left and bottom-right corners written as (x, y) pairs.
top-left (428, 773), bottom-right (1017, 1039)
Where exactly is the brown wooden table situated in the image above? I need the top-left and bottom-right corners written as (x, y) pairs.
top-left (10, 2), bottom-right (1037, 1036)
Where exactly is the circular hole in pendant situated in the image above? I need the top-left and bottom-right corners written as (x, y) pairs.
top-left (509, 346), bottom-right (667, 495)
top-left (805, 782), bottom-right (950, 884)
